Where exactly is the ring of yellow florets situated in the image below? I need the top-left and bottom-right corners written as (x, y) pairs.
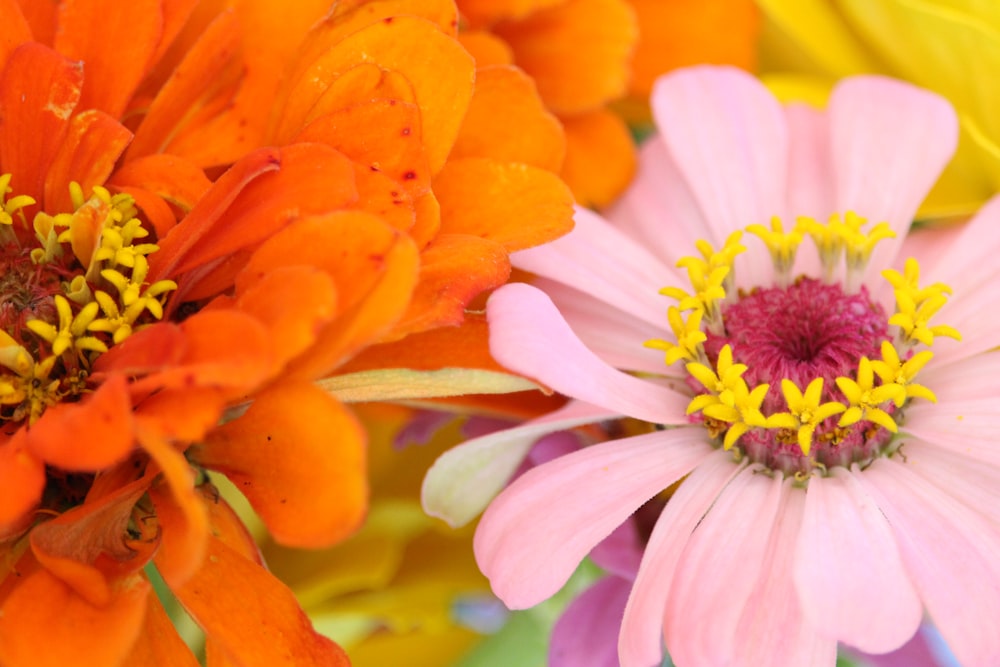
top-left (0, 175), bottom-right (176, 424)
top-left (645, 213), bottom-right (959, 476)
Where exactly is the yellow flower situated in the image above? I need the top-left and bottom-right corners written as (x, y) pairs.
top-left (758, 0), bottom-right (1000, 218)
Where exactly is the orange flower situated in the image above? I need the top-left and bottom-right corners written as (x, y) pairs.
top-left (457, 0), bottom-right (638, 207)
top-left (0, 1), bottom-right (575, 664)
top-left (456, 0), bottom-right (760, 207)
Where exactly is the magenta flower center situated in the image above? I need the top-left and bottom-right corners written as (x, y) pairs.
top-left (705, 278), bottom-right (888, 411)
top-left (648, 213), bottom-right (958, 478)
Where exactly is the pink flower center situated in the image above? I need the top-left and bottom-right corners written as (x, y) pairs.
top-left (702, 278), bottom-right (895, 474)
top-left (648, 213), bottom-right (957, 478)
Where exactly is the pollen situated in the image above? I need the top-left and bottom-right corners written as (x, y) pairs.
top-left (651, 212), bottom-right (958, 475)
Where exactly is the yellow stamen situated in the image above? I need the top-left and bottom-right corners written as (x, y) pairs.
top-left (870, 341), bottom-right (938, 405)
top-left (746, 216), bottom-right (802, 285)
top-left (645, 307), bottom-right (706, 366)
top-left (835, 357), bottom-right (902, 432)
top-left (766, 378), bottom-right (846, 455)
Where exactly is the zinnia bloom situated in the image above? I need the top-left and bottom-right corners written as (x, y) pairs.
top-left (425, 67), bottom-right (1000, 666)
top-left (0, 1), bottom-right (507, 663)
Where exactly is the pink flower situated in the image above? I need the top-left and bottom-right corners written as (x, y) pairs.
top-left (423, 67), bottom-right (1000, 666)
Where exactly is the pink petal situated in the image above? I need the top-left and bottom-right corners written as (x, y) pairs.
top-left (537, 278), bottom-right (669, 375)
top-left (735, 482), bottom-right (838, 667)
top-left (618, 449), bottom-right (742, 667)
top-left (590, 519), bottom-right (643, 580)
top-left (912, 193), bottom-right (1000, 295)
top-left (511, 206), bottom-right (676, 328)
top-left (664, 464), bottom-right (786, 666)
top-left (474, 428), bottom-right (712, 609)
top-left (904, 352), bottom-right (1000, 469)
top-left (651, 66), bottom-right (787, 286)
top-left (550, 576), bottom-right (631, 667)
top-left (785, 103), bottom-right (835, 223)
top-left (851, 626), bottom-right (945, 667)
top-left (897, 438), bottom-right (1000, 528)
top-left (785, 103), bottom-right (831, 280)
top-left (421, 400), bottom-right (616, 528)
top-left (487, 283), bottom-right (690, 424)
top-left (827, 76), bottom-right (958, 285)
top-left (651, 66), bottom-right (788, 241)
top-left (605, 137), bottom-right (709, 269)
top-left (857, 457), bottom-right (1000, 667)
top-left (794, 469), bottom-right (922, 653)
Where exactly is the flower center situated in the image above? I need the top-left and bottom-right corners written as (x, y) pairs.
top-left (647, 213), bottom-right (959, 477)
top-left (0, 175), bottom-right (176, 425)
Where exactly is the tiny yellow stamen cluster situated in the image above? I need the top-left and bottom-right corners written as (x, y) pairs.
top-left (766, 379), bottom-right (845, 455)
top-left (883, 258), bottom-right (961, 348)
top-left (746, 217), bottom-right (803, 285)
top-left (0, 175), bottom-right (178, 424)
top-left (0, 174), bottom-right (36, 230)
top-left (648, 212), bottom-right (957, 460)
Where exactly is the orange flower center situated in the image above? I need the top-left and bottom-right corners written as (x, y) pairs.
top-left (0, 175), bottom-right (176, 425)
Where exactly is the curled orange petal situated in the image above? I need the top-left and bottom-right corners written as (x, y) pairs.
top-left (122, 592), bottom-right (200, 667)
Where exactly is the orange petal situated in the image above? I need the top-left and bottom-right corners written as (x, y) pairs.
top-left (457, 0), bottom-right (565, 27)
top-left (134, 388), bottom-right (227, 442)
top-left (234, 265), bottom-right (337, 370)
top-left (0, 568), bottom-right (150, 667)
top-left (171, 534), bottom-right (350, 667)
top-left (434, 156), bottom-right (574, 251)
top-left (123, 593), bottom-right (200, 667)
top-left (155, 0), bottom-right (332, 166)
top-left (125, 9), bottom-right (240, 162)
top-left (238, 211), bottom-right (420, 377)
top-left (391, 233), bottom-right (510, 338)
top-left (112, 185), bottom-right (179, 239)
top-left (0, 431), bottom-right (44, 535)
top-left (29, 476), bottom-right (150, 607)
top-left (0, 0), bottom-right (30, 68)
top-left (496, 0), bottom-right (637, 115)
top-left (197, 381), bottom-right (367, 548)
top-left (626, 0), bottom-right (759, 98)
top-left (270, 62), bottom-right (418, 144)
top-left (0, 43), bottom-right (82, 204)
top-left (133, 309), bottom-right (274, 397)
top-left (410, 190), bottom-right (442, 250)
top-left (277, 15), bottom-right (474, 174)
top-left (92, 321), bottom-right (186, 377)
top-left (26, 374), bottom-right (134, 471)
top-left (54, 0), bottom-right (164, 118)
top-left (144, 428), bottom-right (209, 587)
top-left (43, 109), bottom-right (132, 215)
top-left (14, 0), bottom-right (55, 43)
top-left (293, 98), bottom-right (432, 199)
top-left (457, 30), bottom-right (513, 66)
top-left (352, 163), bottom-right (421, 234)
top-left (559, 107), bottom-right (636, 207)
top-left (148, 146), bottom-right (281, 283)
top-left (452, 64), bottom-right (565, 171)
top-left (341, 311), bottom-right (501, 373)
top-left (167, 144), bottom-right (358, 279)
top-left (109, 153), bottom-right (212, 214)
